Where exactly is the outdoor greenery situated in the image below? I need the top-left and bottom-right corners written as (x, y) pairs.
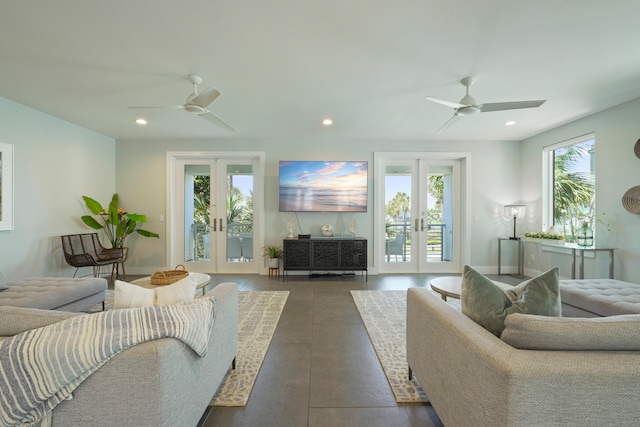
top-left (193, 175), bottom-right (253, 228)
top-left (385, 175), bottom-right (445, 259)
top-left (524, 232), bottom-right (564, 240)
top-left (81, 193), bottom-right (159, 248)
top-left (551, 141), bottom-right (597, 242)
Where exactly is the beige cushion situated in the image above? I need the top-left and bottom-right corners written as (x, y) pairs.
top-left (501, 312), bottom-right (640, 350)
top-left (0, 306), bottom-right (85, 336)
top-left (461, 266), bottom-right (561, 336)
top-left (114, 277), bottom-right (196, 309)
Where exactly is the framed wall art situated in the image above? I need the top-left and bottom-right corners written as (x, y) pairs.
top-left (0, 142), bottom-right (14, 231)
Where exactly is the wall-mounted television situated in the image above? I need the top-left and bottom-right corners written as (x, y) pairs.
top-left (279, 161), bottom-right (368, 212)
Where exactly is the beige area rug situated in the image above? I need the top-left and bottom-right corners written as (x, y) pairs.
top-left (211, 290), bottom-right (288, 406)
top-left (89, 289), bottom-right (289, 407)
top-left (350, 290), bottom-right (460, 403)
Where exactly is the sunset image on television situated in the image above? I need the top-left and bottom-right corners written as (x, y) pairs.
top-left (279, 161), bottom-right (368, 212)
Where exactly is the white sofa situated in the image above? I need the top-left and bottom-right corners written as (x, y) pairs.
top-left (406, 287), bottom-right (640, 427)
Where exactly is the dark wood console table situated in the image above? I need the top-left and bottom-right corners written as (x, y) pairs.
top-left (282, 237), bottom-right (367, 281)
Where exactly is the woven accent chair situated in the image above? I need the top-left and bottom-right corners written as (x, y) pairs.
top-left (61, 233), bottom-right (127, 281)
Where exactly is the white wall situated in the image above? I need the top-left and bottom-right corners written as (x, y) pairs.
top-left (0, 97), bottom-right (115, 280)
top-left (115, 138), bottom-right (522, 274)
top-left (520, 97), bottom-right (640, 282)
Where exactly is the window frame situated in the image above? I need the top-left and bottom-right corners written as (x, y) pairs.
top-left (542, 132), bottom-right (596, 237)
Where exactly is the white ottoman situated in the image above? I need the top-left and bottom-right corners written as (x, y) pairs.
top-left (0, 277), bottom-right (107, 312)
top-left (560, 279), bottom-right (640, 317)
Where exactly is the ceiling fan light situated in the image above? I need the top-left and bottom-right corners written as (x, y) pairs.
top-left (184, 104), bottom-right (205, 114)
top-left (456, 106), bottom-right (480, 116)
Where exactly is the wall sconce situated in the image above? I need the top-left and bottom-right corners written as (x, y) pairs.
top-left (504, 204), bottom-right (526, 240)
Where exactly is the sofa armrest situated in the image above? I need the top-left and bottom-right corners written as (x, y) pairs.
top-left (53, 282), bottom-right (238, 427)
top-left (407, 288), bottom-right (640, 427)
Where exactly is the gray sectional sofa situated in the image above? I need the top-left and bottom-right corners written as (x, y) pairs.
top-left (0, 282), bottom-right (238, 427)
top-left (407, 285), bottom-right (640, 427)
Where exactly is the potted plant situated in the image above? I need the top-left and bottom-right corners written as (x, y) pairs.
top-left (81, 193), bottom-right (159, 248)
top-left (262, 244), bottom-right (283, 268)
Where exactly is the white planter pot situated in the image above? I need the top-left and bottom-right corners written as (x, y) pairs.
top-left (267, 258), bottom-right (280, 268)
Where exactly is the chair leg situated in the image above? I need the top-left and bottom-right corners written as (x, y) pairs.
top-left (110, 262), bottom-right (126, 283)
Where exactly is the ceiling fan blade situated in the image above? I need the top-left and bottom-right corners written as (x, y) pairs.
top-left (127, 105), bottom-right (182, 109)
top-left (437, 114), bottom-right (461, 134)
top-left (199, 111), bottom-right (235, 131)
top-left (479, 100), bottom-right (546, 112)
top-left (191, 87), bottom-right (221, 108)
top-left (426, 96), bottom-right (467, 109)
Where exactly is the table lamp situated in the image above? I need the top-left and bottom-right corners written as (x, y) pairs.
top-left (504, 204), bottom-right (526, 240)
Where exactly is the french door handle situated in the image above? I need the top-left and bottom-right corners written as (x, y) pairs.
top-left (219, 218), bottom-right (224, 232)
top-left (212, 220), bottom-right (216, 232)
top-left (414, 219), bottom-right (419, 232)
top-left (421, 218), bottom-right (426, 231)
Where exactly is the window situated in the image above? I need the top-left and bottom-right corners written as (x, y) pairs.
top-left (542, 133), bottom-right (596, 243)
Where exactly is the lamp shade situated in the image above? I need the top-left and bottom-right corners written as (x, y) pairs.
top-left (504, 204), bottom-right (526, 219)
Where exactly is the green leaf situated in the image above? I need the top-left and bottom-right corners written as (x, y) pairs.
top-left (82, 196), bottom-right (104, 215)
top-left (81, 215), bottom-right (103, 230)
top-left (108, 194), bottom-right (119, 225)
top-left (115, 219), bottom-right (129, 238)
top-left (124, 219), bottom-right (137, 235)
top-left (137, 229), bottom-right (160, 238)
top-left (126, 213), bottom-right (147, 223)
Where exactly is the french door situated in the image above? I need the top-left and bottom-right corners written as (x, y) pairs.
top-left (167, 152), bottom-right (264, 274)
top-left (375, 152), bottom-right (468, 273)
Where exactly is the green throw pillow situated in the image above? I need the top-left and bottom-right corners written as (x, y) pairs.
top-left (461, 265), bottom-right (561, 336)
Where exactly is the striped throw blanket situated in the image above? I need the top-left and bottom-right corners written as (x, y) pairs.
top-left (0, 297), bottom-right (216, 427)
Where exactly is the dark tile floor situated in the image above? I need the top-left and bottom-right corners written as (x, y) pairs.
top-left (191, 272), bottom-right (522, 427)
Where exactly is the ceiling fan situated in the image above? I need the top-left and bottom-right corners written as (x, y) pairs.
top-left (128, 74), bottom-right (234, 131)
top-left (426, 77), bottom-right (545, 133)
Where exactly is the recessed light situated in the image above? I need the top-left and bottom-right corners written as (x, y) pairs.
top-left (321, 118), bottom-right (333, 126)
top-left (135, 118), bottom-right (148, 125)
top-left (504, 120), bottom-right (516, 126)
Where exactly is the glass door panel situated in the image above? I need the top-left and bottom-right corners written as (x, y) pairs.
top-left (175, 160), bottom-right (216, 272)
top-left (419, 162), bottom-right (459, 272)
top-left (383, 162), bottom-right (416, 271)
top-left (222, 162), bottom-right (255, 270)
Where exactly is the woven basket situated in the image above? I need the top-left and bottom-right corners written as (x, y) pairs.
top-left (150, 264), bottom-right (189, 285)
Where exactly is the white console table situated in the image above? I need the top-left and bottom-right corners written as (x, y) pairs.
top-left (498, 238), bottom-right (615, 279)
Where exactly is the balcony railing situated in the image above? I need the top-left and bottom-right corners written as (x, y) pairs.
top-left (385, 222), bottom-right (445, 262)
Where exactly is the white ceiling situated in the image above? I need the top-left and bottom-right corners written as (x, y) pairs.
top-left (2, 1), bottom-right (640, 142)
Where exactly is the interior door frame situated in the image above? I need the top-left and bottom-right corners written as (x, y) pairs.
top-left (374, 151), bottom-right (471, 274)
top-left (166, 151), bottom-right (265, 274)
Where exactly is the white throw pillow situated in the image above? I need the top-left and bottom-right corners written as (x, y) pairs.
top-left (114, 280), bottom-right (156, 309)
top-left (156, 276), bottom-right (196, 306)
top-left (114, 277), bottom-right (196, 309)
